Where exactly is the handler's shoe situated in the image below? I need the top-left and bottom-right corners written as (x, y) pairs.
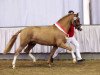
top-left (77, 59), bottom-right (85, 62)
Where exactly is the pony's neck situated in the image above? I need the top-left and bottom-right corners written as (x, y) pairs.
top-left (57, 14), bottom-right (74, 33)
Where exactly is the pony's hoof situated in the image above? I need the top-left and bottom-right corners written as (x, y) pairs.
top-left (12, 66), bottom-right (15, 69)
top-left (72, 58), bottom-right (77, 64)
top-left (12, 64), bottom-right (16, 69)
top-left (48, 64), bottom-right (52, 67)
top-left (47, 61), bottom-right (52, 67)
top-left (47, 60), bottom-right (50, 64)
top-left (33, 59), bottom-right (36, 63)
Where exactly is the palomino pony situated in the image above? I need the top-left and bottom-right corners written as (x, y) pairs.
top-left (3, 13), bottom-right (81, 69)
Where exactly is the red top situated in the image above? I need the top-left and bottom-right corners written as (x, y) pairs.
top-left (68, 24), bottom-right (74, 37)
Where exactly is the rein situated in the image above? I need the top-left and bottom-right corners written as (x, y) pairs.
top-left (55, 22), bottom-right (69, 37)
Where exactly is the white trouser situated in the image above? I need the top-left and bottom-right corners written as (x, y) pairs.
top-left (53, 36), bottom-right (82, 60)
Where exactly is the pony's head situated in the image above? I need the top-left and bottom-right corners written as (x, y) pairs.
top-left (73, 13), bottom-right (82, 31)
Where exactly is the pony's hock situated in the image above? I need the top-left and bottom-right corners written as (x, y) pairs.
top-left (3, 13), bottom-right (81, 68)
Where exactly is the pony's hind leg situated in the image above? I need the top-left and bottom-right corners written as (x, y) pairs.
top-left (12, 46), bottom-right (26, 69)
top-left (24, 43), bottom-right (36, 62)
top-left (12, 54), bottom-right (18, 69)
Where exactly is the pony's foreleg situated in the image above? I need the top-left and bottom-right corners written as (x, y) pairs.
top-left (66, 50), bottom-right (76, 63)
top-left (47, 46), bottom-right (58, 66)
top-left (59, 43), bottom-right (72, 51)
top-left (71, 51), bottom-right (77, 63)
top-left (59, 43), bottom-right (76, 63)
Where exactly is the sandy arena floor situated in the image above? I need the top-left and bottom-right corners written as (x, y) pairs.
top-left (0, 59), bottom-right (100, 75)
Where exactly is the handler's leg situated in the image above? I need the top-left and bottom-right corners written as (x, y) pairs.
top-left (71, 37), bottom-right (82, 60)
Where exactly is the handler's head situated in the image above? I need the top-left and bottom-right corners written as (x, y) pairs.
top-left (68, 10), bottom-right (74, 14)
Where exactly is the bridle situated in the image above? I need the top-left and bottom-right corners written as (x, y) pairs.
top-left (73, 17), bottom-right (82, 31)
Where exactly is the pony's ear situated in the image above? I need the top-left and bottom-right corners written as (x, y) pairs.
top-left (76, 13), bottom-right (79, 17)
